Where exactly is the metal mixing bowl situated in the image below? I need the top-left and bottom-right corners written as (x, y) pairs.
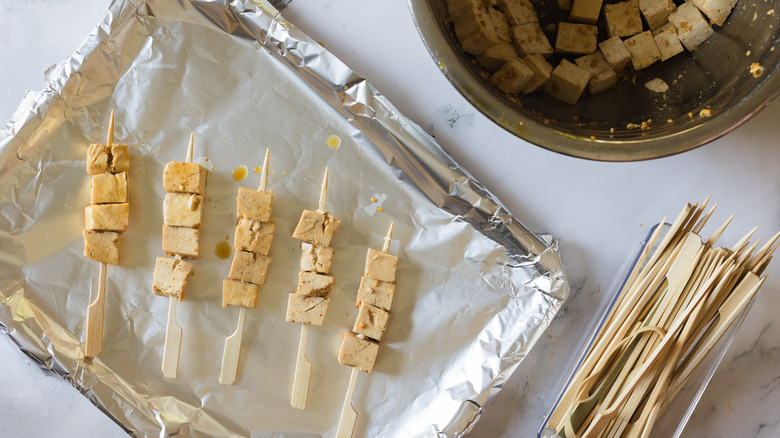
top-left (409, 0), bottom-right (780, 161)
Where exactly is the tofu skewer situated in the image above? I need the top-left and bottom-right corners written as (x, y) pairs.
top-left (219, 148), bottom-right (273, 385)
top-left (336, 223), bottom-right (396, 438)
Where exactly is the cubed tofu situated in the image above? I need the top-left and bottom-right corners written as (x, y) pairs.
top-left (291, 209), bottom-right (341, 246)
top-left (152, 256), bottom-right (193, 300)
top-left (364, 248), bottom-right (399, 283)
top-left (510, 22), bottom-right (553, 57)
top-left (353, 302), bottom-right (391, 342)
top-left (163, 193), bottom-right (204, 228)
top-left (110, 145), bottom-right (129, 174)
top-left (544, 59), bottom-right (591, 104)
top-left (604, 0), bottom-right (643, 38)
top-left (476, 43), bottom-right (519, 71)
top-left (625, 30), bottom-right (662, 70)
top-left (520, 54), bottom-right (553, 93)
top-left (488, 7), bottom-right (512, 43)
top-left (598, 36), bottom-right (632, 71)
top-left (85, 203), bottom-right (129, 232)
top-left (286, 293), bottom-right (329, 325)
top-left (356, 277), bottom-right (396, 310)
top-left (690, 0), bottom-right (737, 26)
top-left (639, 0), bottom-right (676, 30)
top-left (295, 271), bottom-right (335, 297)
top-left (222, 279), bottom-right (260, 308)
top-left (162, 225), bottom-right (200, 259)
top-left (236, 187), bottom-right (273, 222)
top-left (229, 250), bottom-right (271, 285)
top-left (574, 52), bottom-right (618, 94)
top-left (83, 230), bottom-right (119, 265)
top-left (489, 59), bottom-right (534, 94)
top-left (234, 218), bottom-right (274, 255)
top-left (338, 332), bottom-right (380, 374)
top-left (453, 5), bottom-right (502, 55)
top-left (569, 0), bottom-right (603, 24)
top-left (555, 22), bottom-right (598, 55)
top-left (91, 172), bottom-right (128, 204)
top-left (668, 2), bottom-right (714, 51)
top-left (497, 0), bottom-right (538, 25)
top-left (300, 242), bottom-right (335, 274)
top-left (86, 144), bottom-right (109, 175)
top-left (653, 23), bottom-right (684, 61)
top-left (163, 161), bottom-right (208, 195)
top-left (445, 0), bottom-right (482, 18)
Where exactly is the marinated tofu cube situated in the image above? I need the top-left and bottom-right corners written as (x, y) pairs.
top-left (86, 144), bottom-right (110, 175)
top-left (668, 2), bottom-right (713, 51)
top-left (488, 7), bottom-right (512, 43)
top-left (300, 242), bottom-right (334, 274)
top-left (222, 278), bottom-right (260, 308)
top-left (690, 0), bottom-right (737, 26)
top-left (234, 218), bottom-right (274, 255)
top-left (489, 59), bottom-right (534, 94)
top-left (476, 43), bottom-right (519, 71)
top-left (653, 23), bottom-right (684, 61)
top-left (521, 53), bottom-right (554, 93)
top-left (286, 294), bottom-right (329, 325)
top-left (544, 59), bottom-right (591, 104)
top-left (85, 203), bottom-right (129, 232)
top-left (295, 271), bottom-right (335, 297)
top-left (353, 302), bottom-right (391, 342)
top-left (574, 52), bottom-right (618, 94)
top-left (604, 0), bottom-right (643, 38)
top-left (91, 172), bottom-right (128, 204)
top-left (292, 209), bottom-right (341, 246)
top-left (497, 0), bottom-right (538, 25)
top-left (453, 4), bottom-right (502, 55)
top-left (163, 161), bottom-right (208, 195)
top-left (598, 36), bottom-right (632, 71)
top-left (555, 22), bottom-right (598, 55)
top-left (163, 193), bottom-right (204, 228)
top-left (639, 0), bottom-right (676, 30)
top-left (364, 248), bottom-right (399, 283)
top-left (338, 332), bottom-right (380, 374)
top-left (356, 277), bottom-right (396, 310)
top-left (162, 225), bottom-right (200, 259)
top-left (625, 31), bottom-right (661, 70)
top-left (445, 0), bottom-right (482, 17)
top-left (83, 230), bottom-right (119, 265)
top-left (110, 145), bottom-right (129, 174)
top-left (152, 256), bottom-right (193, 300)
top-left (236, 187), bottom-right (273, 222)
top-left (510, 22), bottom-right (553, 57)
top-left (569, 0), bottom-right (603, 24)
top-left (229, 250), bottom-right (271, 285)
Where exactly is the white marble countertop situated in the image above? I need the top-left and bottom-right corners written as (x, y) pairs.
top-left (1, 1), bottom-right (778, 437)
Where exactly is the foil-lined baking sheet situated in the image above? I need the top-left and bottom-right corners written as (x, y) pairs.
top-left (0, 0), bottom-right (568, 436)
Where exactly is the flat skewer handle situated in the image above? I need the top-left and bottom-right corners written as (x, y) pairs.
top-left (291, 324), bottom-right (312, 409)
top-left (84, 262), bottom-right (108, 358)
top-left (162, 295), bottom-right (183, 378)
top-left (219, 306), bottom-right (248, 385)
top-left (336, 367), bottom-right (360, 438)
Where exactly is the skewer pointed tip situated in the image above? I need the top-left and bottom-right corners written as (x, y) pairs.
top-left (186, 132), bottom-right (194, 163)
top-left (382, 222), bottom-right (395, 253)
top-left (259, 149), bottom-right (270, 191)
top-left (106, 109), bottom-right (115, 147)
top-left (318, 168), bottom-right (329, 212)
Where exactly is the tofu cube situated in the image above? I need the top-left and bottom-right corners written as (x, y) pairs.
top-left (625, 31), bottom-right (662, 70)
top-left (604, 0), bottom-right (643, 38)
top-left (222, 279), bottom-right (260, 308)
top-left (555, 22), bottom-right (598, 55)
top-left (364, 248), bottom-right (399, 283)
top-left (356, 277), bottom-right (396, 310)
top-left (285, 294), bottom-right (330, 325)
top-left (90, 172), bottom-right (128, 204)
top-left (653, 23), bottom-right (684, 61)
top-left (86, 144), bottom-right (109, 175)
top-left (234, 218), bottom-right (274, 255)
top-left (163, 161), bottom-right (208, 195)
top-left (497, 0), bottom-right (538, 26)
top-left (445, 0), bottom-right (482, 18)
top-left (237, 187), bottom-right (273, 222)
top-left (639, 0), bottom-right (676, 30)
top-left (690, 0), bottom-right (737, 26)
top-left (295, 271), bottom-right (335, 297)
top-left (152, 256), bottom-right (193, 300)
top-left (521, 53), bottom-right (554, 93)
top-left (510, 22), bottom-right (553, 57)
top-left (292, 209), bottom-right (341, 246)
top-left (163, 193), bottom-right (204, 228)
top-left (569, 0), bottom-right (603, 24)
top-left (85, 203), bottom-right (129, 232)
top-left (300, 242), bottom-right (334, 274)
top-left (229, 250), bottom-right (271, 285)
top-left (476, 43), bottom-right (518, 71)
top-left (83, 230), bottom-right (119, 265)
top-left (338, 332), bottom-right (380, 373)
top-left (574, 52), bottom-right (618, 94)
top-left (668, 2), bottom-right (714, 51)
top-left (453, 5), bottom-right (502, 55)
top-left (489, 59), bottom-right (534, 94)
top-left (162, 225), bottom-right (200, 259)
top-left (110, 145), bottom-right (129, 173)
top-left (598, 36), bottom-right (632, 71)
top-left (544, 59), bottom-right (591, 104)
top-left (353, 302), bottom-right (391, 342)
top-left (488, 7), bottom-right (512, 43)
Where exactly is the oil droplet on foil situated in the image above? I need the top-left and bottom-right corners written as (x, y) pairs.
top-left (327, 135), bottom-right (341, 149)
top-left (232, 165), bottom-right (248, 181)
top-left (215, 240), bottom-right (232, 259)
top-left (253, 166), bottom-right (262, 174)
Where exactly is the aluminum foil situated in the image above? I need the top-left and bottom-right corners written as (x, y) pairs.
top-left (0, 0), bottom-right (569, 436)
